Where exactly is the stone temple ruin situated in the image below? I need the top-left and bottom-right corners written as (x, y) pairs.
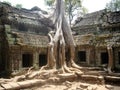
top-left (0, 2), bottom-right (120, 83)
top-left (0, 3), bottom-right (53, 76)
top-left (73, 10), bottom-right (120, 69)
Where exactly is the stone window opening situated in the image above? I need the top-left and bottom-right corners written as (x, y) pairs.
top-left (78, 51), bottom-right (86, 62)
top-left (22, 54), bottom-right (33, 67)
top-left (118, 52), bottom-right (120, 64)
top-left (39, 54), bottom-right (47, 67)
top-left (101, 52), bottom-right (108, 64)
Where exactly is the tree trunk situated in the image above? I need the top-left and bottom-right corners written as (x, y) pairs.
top-left (107, 44), bottom-right (114, 73)
top-left (44, 0), bottom-right (81, 73)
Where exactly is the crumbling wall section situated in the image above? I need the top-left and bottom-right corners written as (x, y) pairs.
top-left (0, 3), bottom-right (51, 73)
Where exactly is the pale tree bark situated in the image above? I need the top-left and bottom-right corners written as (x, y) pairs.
top-left (107, 44), bottom-right (114, 73)
top-left (43, 0), bottom-right (82, 73)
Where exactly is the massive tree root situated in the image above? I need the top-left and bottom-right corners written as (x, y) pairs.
top-left (107, 44), bottom-right (114, 74)
top-left (40, 0), bottom-right (83, 75)
top-left (25, 0), bottom-right (83, 80)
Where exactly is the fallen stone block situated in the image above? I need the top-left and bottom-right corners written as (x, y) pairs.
top-left (79, 83), bottom-right (89, 89)
top-left (58, 73), bottom-right (77, 82)
top-left (30, 79), bottom-right (46, 86)
top-left (105, 76), bottom-right (120, 82)
top-left (17, 80), bottom-right (32, 89)
top-left (58, 73), bottom-right (77, 79)
top-left (105, 85), bottom-right (114, 90)
top-left (87, 86), bottom-right (93, 90)
top-left (81, 75), bottom-right (98, 80)
top-left (1, 83), bottom-right (13, 90)
top-left (47, 77), bottom-right (60, 83)
top-left (9, 82), bottom-right (21, 89)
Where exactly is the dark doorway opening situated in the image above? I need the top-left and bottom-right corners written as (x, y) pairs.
top-left (22, 54), bottom-right (33, 67)
top-left (119, 52), bottom-right (120, 64)
top-left (78, 51), bottom-right (86, 62)
top-left (0, 56), bottom-right (5, 72)
top-left (101, 52), bottom-right (108, 64)
top-left (0, 55), bottom-right (6, 77)
top-left (39, 54), bottom-right (47, 67)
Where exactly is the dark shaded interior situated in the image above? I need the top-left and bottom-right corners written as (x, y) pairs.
top-left (78, 51), bottom-right (86, 62)
top-left (0, 43), bottom-right (4, 72)
top-left (119, 52), bottom-right (120, 64)
top-left (39, 54), bottom-right (47, 67)
top-left (101, 52), bottom-right (108, 64)
top-left (22, 54), bottom-right (33, 67)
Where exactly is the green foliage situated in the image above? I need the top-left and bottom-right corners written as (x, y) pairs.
top-left (15, 4), bottom-right (22, 9)
top-left (45, 0), bottom-right (55, 6)
top-left (45, 0), bottom-right (87, 25)
top-left (106, 0), bottom-right (120, 12)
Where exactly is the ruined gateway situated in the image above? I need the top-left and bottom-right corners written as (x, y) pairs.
top-left (0, 3), bottom-right (120, 77)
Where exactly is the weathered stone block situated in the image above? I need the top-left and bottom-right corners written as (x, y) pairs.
top-left (1, 83), bottom-right (13, 90)
top-left (9, 82), bottom-right (21, 89)
top-left (17, 80), bottom-right (32, 89)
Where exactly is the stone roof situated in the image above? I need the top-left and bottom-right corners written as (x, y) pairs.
top-left (102, 11), bottom-right (120, 28)
top-left (0, 3), bottom-right (53, 47)
top-left (106, 11), bottom-right (120, 24)
top-left (74, 10), bottom-right (105, 27)
top-left (74, 10), bottom-right (120, 29)
top-left (0, 2), bottom-right (54, 35)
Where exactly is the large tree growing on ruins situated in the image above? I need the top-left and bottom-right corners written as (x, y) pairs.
top-left (6, 0), bottom-right (82, 81)
top-left (41, 0), bottom-right (82, 74)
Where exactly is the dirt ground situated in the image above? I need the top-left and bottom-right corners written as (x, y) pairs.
top-left (24, 81), bottom-right (120, 90)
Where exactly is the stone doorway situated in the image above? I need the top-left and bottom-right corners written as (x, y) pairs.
top-left (22, 54), bottom-right (33, 67)
top-left (39, 54), bottom-right (47, 67)
top-left (78, 51), bottom-right (86, 62)
top-left (0, 56), bottom-right (5, 72)
top-left (119, 52), bottom-right (120, 64)
top-left (101, 52), bottom-right (108, 64)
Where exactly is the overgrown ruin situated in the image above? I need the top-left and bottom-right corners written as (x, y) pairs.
top-left (0, 1), bottom-right (120, 90)
top-left (73, 10), bottom-right (120, 71)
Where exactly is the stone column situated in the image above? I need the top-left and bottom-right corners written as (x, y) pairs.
top-left (33, 50), bottom-right (39, 69)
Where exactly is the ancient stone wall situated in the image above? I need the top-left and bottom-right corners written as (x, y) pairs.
top-left (0, 2), bottom-right (120, 73)
top-left (0, 3), bottom-right (51, 72)
top-left (75, 45), bottom-right (94, 66)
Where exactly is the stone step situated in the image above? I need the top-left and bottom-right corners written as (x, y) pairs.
top-left (1, 83), bottom-right (13, 90)
top-left (0, 79), bottom-right (47, 90)
top-left (84, 71), bottom-right (106, 76)
top-left (8, 82), bottom-right (21, 90)
top-left (105, 76), bottom-right (120, 82)
top-left (80, 75), bottom-right (104, 84)
top-left (80, 66), bottom-right (103, 71)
